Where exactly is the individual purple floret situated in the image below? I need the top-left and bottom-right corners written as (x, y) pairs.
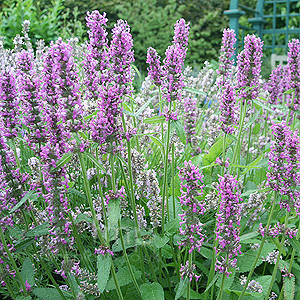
top-left (180, 261), bottom-right (201, 282)
top-left (287, 39), bottom-right (300, 110)
top-left (267, 122), bottom-right (300, 212)
top-left (178, 161), bottom-right (205, 253)
top-left (219, 82), bottom-right (237, 134)
top-left (16, 50), bottom-right (44, 152)
top-left (0, 67), bottom-right (20, 139)
top-left (55, 259), bottom-right (81, 279)
top-left (217, 28), bottom-right (236, 87)
top-left (146, 47), bottom-right (163, 87)
top-left (215, 174), bottom-right (242, 276)
top-left (237, 34), bottom-right (263, 102)
top-left (94, 245), bottom-right (114, 256)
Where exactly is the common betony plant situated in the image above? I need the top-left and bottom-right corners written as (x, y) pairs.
top-left (1, 9), bottom-right (300, 300)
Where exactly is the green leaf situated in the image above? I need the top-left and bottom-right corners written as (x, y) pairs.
top-left (26, 223), bottom-right (49, 237)
top-left (244, 109), bottom-right (261, 128)
top-left (256, 276), bottom-right (272, 298)
top-left (154, 235), bottom-right (169, 248)
top-left (97, 254), bottom-right (112, 293)
top-left (74, 213), bottom-right (93, 224)
top-left (284, 276), bottom-right (295, 300)
top-left (216, 270), bottom-right (235, 290)
top-left (140, 282), bottom-right (164, 300)
top-left (106, 266), bottom-right (142, 290)
top-left (84, 109), bottom-right (100, 120)
top-left (148, 135), bottom-right (164, 148)
top-left (108, 199), bottom-right (120, 231)
top-left (135, 97), bottom-right (155, 116)
top-left (252, 123), bottom-right (261, 134)
top-left (112, 229), bottom-right (142, 252)
top-left (84, 152), bottom-right (106, 174)
top-left (290, 238), bottom-right (300, 255)
top-left (240, 232), bottom-right (259, 243)
top-left (21, 257), bottom-right (35, 286)
top-left (171, 120), bottom-right (186, 145)
top-left (144, 115), bottom-right (166, 124)
top-left (55, 152), bottom-right (73, 169)
top-left (10, 190), bottom-right (39, 213)
top-left (183, 86), bottom-right (206, 96)
top-left (200, 246), bottom-right (213, 259)
top-left (203, 274), bottom-right (219, 294)
top-left (165, 219), bottom-right (180, 235)
top-left (253, 99), bottom-right (274, 113)
top-left (175, 278), bottom-right (188, 300)
top-left (203, 137), bottom-right (232, 166)
top-left (15, 239), bottom-right (34, 252)
top-left (16, 297), bottom-right (32, 300)
top-left (33, 288), bottom-right (71, 300)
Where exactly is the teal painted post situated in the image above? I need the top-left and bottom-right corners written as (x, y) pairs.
top-left (249, 0), bottom-right (264, 38)
top-left (224, 0), bottom-right (245, 58)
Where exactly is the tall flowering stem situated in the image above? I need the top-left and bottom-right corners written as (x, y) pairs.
top-left (287, 39), bottom-right (300, 112)
top-left (217, 28), bottom-right (236, 87)
top-left (178, 161), bottom-right (206, 254)
top-left (16, 50), bottom-right (44, 153)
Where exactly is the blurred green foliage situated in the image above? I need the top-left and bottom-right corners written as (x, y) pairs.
top-left (0, 0), bottom-right (83, 48)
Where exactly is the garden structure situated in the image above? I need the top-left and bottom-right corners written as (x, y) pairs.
top-left (226, 0), bottom-right (300, 59)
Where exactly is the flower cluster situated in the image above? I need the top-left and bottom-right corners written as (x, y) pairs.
top-left (215, 174), bottom-right (242, 276)
top-left (237, 34), bottom-right (263, 102)
top-left (287, 39), bottom-right (300, 110)
top-left (180, 261), bottom-right (201, 282)
top-left (178, 161), bottom-right (205, 253)
top-left (16, 50), bottom-right (44, 152)
top-left (146, 47), bottom-right (163, 87)
top-left (219, 82), bottom-right (237, 134)
top-left (0, 68), bottom-right (20, 139)
top-left (217, 28), bottom-right (236, 87)
top-left (258, 222), bottom-right (297, 239)
top-left (267, 122), bottom-right (300, 212)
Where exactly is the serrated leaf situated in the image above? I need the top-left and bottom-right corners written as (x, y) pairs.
top-left (290, 238), bottom-right (300, 255)
top-left (21, 257), bottom-right (35, 286)
top-left (108, 199), bottom-right (120, 231)
top-left (97, 254), bottom-right (112, 293)
top-left (175, 278), bottom-right (188, 300)
top-left (10, 190), bottom-right (39, 213)
top-left (33, 288), bottom-right (71, 300)
top-left (200, 246), bottom-right (213, 258)
top-left (165, 219), bottom-right (180, 235)
top-left (154, 235), bottom-right (169, 248)
top-left (74, 213), bottom-right (93, 224)
top-left (112, 229), bottom-right (142, 252)
top-left (25, 223), bottom-right (49, 237)
top-left (140, 282), bottom-right (164, 300)
top-left (240, 232), bottom-right (259, 243)
top-left (68, 188), bottom-right (86, 200)
top-left (144, 115), bottom-right (166, 124)
top-left (106, 266), bottom-right (141, 290)
top-left (16, 297), bottom-right (32, 300)
top-left (284, 276), bottom-right (295, 300)
top-left (256, 276), bottom-right (272, 298)
top-left (171, 120), bottom-right (186, 145)
top-left (203, 274), bottom-right (219, 294)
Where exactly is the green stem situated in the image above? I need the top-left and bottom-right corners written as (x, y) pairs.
top-left (37, 254), bottom-right (67, 300)
top-left (217, 256), bottom-right (229, 300)
top-left (0, 263), bottom-right (16, 299)
top-left (238, 196), bottom-right (277, 300)
top-left (265, 210), bottom-right (289, 300)
top-left (162, 102), bottom-right (172, 233)
top-left (222, 133), bottom-right (226, 176)
top-left (172, 143), bottom-right (176, 220)
top-left (118, 219), bottom-right (142, 298)
top-left (187, 252), bottom-right (193, 300)
top-left (0, 228), bottom-right (27, 295)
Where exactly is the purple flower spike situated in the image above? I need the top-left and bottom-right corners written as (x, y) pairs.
top-left (178, 161), bottom-right (206, 253)
top-left (0, 68), bottom-right (20, 139)
top-left (267, 122), bottom-right (300, 213)
top-left (287, 39), bottom-right (300, 110)
top-left (146, 47), bottom-right (163, 87)
top-left (237, 34), bottom-right (263, 102)
top-left (217, 28), bottom-right (236, 87)
top-left (215, 174), bottom-right (242, 276)
top-left (173, 18), bottom-right (190, 50)
top-left (219, 82), bottom-right (237, 134)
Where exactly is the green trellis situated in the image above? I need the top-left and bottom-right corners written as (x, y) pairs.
top-left (225, 0), bottom-right (300, 58)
